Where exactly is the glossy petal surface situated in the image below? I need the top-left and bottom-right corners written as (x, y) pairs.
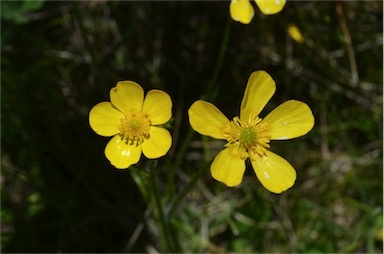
top-left (188, 100), bottom-right (229, 140)
top-left (229, 0), bottom-right (255, 24)
top-left (240, 70), bottom-right (276, 122)
top-left (142, 89), bottom-right (172, 125)
top-left (211, 147), bottom-right (246, 187)
top-left (251, 150), bottom-right (296, 193)
top-left (89, 102), bottom-right (123, 137)
top-left (255, 0), bottom-right (286, 15)
top-left (104, 135), bottom-right (142, 169)
top-left (110, 81), bottom-right (144, 114)
top-left (263, 100), bottom-right (315, 140)
top-left (142, 127), bottom-right (172, 159)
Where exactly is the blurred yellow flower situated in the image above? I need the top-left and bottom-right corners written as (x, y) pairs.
top-left (288, 24), bottom-right (305, 43)
top-left (230, 0), bottom-right (286, 24)
top-left (89, 81), bottom-right (172, 169)
top-left (188, 71), bottom-right (314, 193)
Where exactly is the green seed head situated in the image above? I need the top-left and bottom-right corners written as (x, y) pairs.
top-left (129, 119), bottom-right (140, 130)
top-left (239, 127), bottom-right (256, 145)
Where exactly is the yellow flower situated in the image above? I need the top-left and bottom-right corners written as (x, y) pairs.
top-left (188, 71), bottom-right (314, 193)
top-left (230, 0), bottom-right (286, 24)
top-left (89, 81), bottom-right (172, 169)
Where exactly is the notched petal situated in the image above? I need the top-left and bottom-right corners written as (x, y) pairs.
top-left (110, 81), bottom-right (144, 114)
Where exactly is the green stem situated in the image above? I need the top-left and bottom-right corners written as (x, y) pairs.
top-left (167, 158), bottom-right (213, 221)
top-left (204, 17), bottom-right (232, 101)
top-left (173, 129), bottom-right (195, 170)
top-left (173, 17), bottom-right (231, 170)
top-left (149, 162), bottom-right (173, 252)
top-left (336, 1), bottom-right (359, 85)
top-left (129, 167), bottom-right (149, 201)
top-left (167, 16), bottom-right (232, 252)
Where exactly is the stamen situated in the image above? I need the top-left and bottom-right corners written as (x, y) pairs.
top-left (223, 114), bottom-right (271, 160)
top-left (120, 110), bottom-right (151, 146)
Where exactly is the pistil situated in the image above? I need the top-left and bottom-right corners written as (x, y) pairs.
top-left (223, 115), bottom-right (271, 160)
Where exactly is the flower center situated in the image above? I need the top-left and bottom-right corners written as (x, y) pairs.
top-left (239, 127), bottom-right (256, 145)
top-left (120, 110), bottom-right (151, 146)
top-left (223, 114), bottom-right (271, 160)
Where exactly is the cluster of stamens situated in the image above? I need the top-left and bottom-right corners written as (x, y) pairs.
top-left (119, 110), bottom-right (151, 146)
top-left (223, 114), bottom-right (271, 160)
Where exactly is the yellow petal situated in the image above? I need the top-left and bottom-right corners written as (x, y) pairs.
top-left (110, 81), bottom-right (144, 114)
top-left (229, 0), bottom-right (255, 24)
top-left (188, 100), bottom-right (229, 140)
top-left (262, 100), bottom-right (315, 140)
top-left (142, 89), bottom-right (172, 125)
top-left (251, 150), bottom-right (296, 193)
top-left (104, 135), bottom-right (142, 169)
top-left (240, 70), bottom-right (276, 122)
top-left (141, 127), bottom-right (172, 159)
top-left (255, 0), bottom-right (286, 15)
top-left (211, 147), bottom-right (246, 187)
top-left (89, 102), bottom-right (123, 137)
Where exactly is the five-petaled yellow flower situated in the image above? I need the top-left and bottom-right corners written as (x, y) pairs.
top-left (188, 70), bottom-right (314, 193)
top-left (230, 0), bottom-right (286, 24)
top-left (89, 81), bottom-right (172, 169)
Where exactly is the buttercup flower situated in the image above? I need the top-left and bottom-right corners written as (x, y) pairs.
top-left (89, 81), bottom-right (172, 169)
top-left (230, 0), bottom-right (286, 24)
top-left (188, 71), bottom-right (314, 193)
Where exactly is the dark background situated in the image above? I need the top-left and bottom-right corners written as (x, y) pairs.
top-left (2, 1), bottom-right (382, 253)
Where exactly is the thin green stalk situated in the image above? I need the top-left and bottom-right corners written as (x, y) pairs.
top-left (149, 162), bottom-right (174, 252)
top-left (173, 129), bottom-right (195, 170)
top-left (336, 2), bottom-right (359, 86)
top-left (167, 158), bottom-right (213, 221)
top-left (167, 16), bottom-right (232, 252)
top-left (173, 17), bottom-right (231, 170)
top-left (204, 17), bottom-right (232, 101)
top-left (129, 167), bottom-right (150, 201)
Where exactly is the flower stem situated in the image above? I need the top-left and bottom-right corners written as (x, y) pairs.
top-left (203, 17), bottom-right (232, 101)
top-left (148, 162), bottom-right (174, 252)
top-left (167, 158), bottom-right (213, 221)
top-left (173, 17), bottom-right (231, 170)
top-left (129, 167), bottom-right (150, 201)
